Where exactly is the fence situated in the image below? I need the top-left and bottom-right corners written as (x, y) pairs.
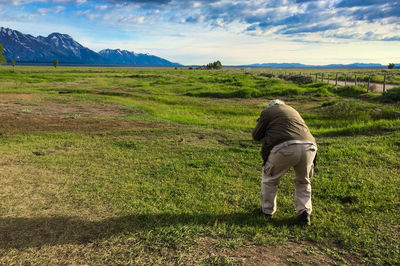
top-left (263, 71), bottom-right (398, 93)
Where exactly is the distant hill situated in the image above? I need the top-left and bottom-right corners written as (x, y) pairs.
top-left (241, 62), bottom-right (387, 69)
top-left (0, 27), bottom-right (181, 66)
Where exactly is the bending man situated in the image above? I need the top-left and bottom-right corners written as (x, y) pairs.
top-left (252, 99), bottom-right (317, 225)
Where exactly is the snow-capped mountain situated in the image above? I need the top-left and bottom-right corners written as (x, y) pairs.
top-left (0, 27), bottom-right (181, 66)
top-left (38, 33), bottom-right (105, 64)
top-left (99, 49), bottom-right (180, 66)
top-left (0, 27), bottom-right (105, 64)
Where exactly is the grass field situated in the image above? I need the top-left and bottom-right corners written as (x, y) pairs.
top-left (0, 66), bottom-right (399, 264)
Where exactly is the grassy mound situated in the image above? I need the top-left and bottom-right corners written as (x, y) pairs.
top-left (381, 86), bottom-right (400, 102)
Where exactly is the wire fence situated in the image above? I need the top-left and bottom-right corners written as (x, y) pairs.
top-left (260, 71), bottom-right (399, 93)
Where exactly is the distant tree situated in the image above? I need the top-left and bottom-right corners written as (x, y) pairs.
top-left (215, 60), bottom-right (222, 69)
top-left (54, 58), bottom-right (59, 68)
top-left (206, 60), bottom-right (222, 70)
top-left (388, 63), bottom-right (395, 69)
top-left (0, 43), bottom-right (6, 65)
top-left (11, 60), bottom-right (16, 72)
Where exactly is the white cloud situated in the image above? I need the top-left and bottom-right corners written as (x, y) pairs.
top-left (37, 7), bottom-right (50, 16)
top-left (87, 13), bottom-right (99, 20)
top-left (193, 2), bottom-right (201, 8)
top-left (96, 5), bottom-right (108, 11)
top-left (55, 5), bottom-right (65, 13)
top-left (76, 9), bottom-right (90, 16)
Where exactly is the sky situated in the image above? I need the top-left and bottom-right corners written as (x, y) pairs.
top-left (0, 0), bottom-right (399, 65)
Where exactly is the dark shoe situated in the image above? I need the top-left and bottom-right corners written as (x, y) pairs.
top-left (298, 211), bottom-right (311, 226)
top-left (259, 207), bottom-right (272, 219)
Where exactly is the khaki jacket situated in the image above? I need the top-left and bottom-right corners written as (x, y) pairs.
top-left (252, 104), bottom-right (315, 163)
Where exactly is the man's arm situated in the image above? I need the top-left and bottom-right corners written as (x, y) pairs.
top-left (252, 112), bottom-right (268, 141)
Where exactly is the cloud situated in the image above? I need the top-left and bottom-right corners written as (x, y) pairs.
top-left (282, 23), bottom-right (342, 35)
top-left (97, 0), bottom-right (172, 9)
top-left (345, 3), bottom-right (400, 22)
top-left (95, 5), bottom-right (108, 11)
top-left (335, 0), bottom-right (387, 8)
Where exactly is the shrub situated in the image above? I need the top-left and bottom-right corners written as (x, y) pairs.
top-left (329, 86), bottom-right (367, 97)
top-left (381, 86), bottom-right (400, 102)
top-left (259, 73), bottom-right (274, 78)
top-left (279, 74), bottom-right (313, 84)
top-left (286, 74), bottom-right (313, 84)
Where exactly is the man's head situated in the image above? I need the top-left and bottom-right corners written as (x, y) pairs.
top-left (268, 99), bottom-right (285, 108)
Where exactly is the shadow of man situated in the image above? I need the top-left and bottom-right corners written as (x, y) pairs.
top-left (0, 211), bottom-right (299, 250)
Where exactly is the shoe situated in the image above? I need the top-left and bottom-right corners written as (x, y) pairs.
top-left (298, 211), bottom-right (311, 226)
top-left (259, 207), bottom-right (272, 218)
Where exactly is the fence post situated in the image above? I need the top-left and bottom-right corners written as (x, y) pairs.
top-left (335, 73), bottom-right (338, 86)
top-left (344, 75), bottom-right (347, 86)
top-left (383, 75), bottom-right (386, 92)
top-left (367, 75), bottom-right (370, 91)
top-left (321, 73), bottom-right (324, 82)
top-left (315, 73), bottom-right (318, 82)
top-left (355, 74), bottom-right (357, 87)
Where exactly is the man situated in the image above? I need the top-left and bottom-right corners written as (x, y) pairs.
top-left (252, 99), bottom-right (317, 225)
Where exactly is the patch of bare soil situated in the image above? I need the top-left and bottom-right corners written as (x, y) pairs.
top-left (0, 93), bottom-right (36, 100)
top-left (0, 100), bottom-right (130, 118)
top-left (0, 94), bottom-right (161, 134)
top-left (195, 237), bottom-right (360, 265)
top-left (0, 114), bottom-right (163, 134)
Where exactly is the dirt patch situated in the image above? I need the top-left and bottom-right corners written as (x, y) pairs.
top-left (0, 101), bottom-right (130, 118)
top-left (195, 237), bottom-right (360, 265)
top-left (0, 93), bottom-right (160, 134)
top-left (0, 113), bottom-right (162, 134)
top-left (0, 93), bottom-right (36, 100)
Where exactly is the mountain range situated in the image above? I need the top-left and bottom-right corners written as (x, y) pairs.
top-left (0, 27), bottom-right (181, 66)
top-left (0, 27), bottom-right (394, 68)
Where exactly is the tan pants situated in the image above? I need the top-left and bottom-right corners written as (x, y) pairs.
top-left (260, 141), bottom-right (317, 215)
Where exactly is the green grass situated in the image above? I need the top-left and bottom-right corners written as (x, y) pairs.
top-left (0, 66), bottom-right (399, 264)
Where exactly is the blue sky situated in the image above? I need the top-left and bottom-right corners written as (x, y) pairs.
top-left (0, 0), bottom-right (399, 65)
